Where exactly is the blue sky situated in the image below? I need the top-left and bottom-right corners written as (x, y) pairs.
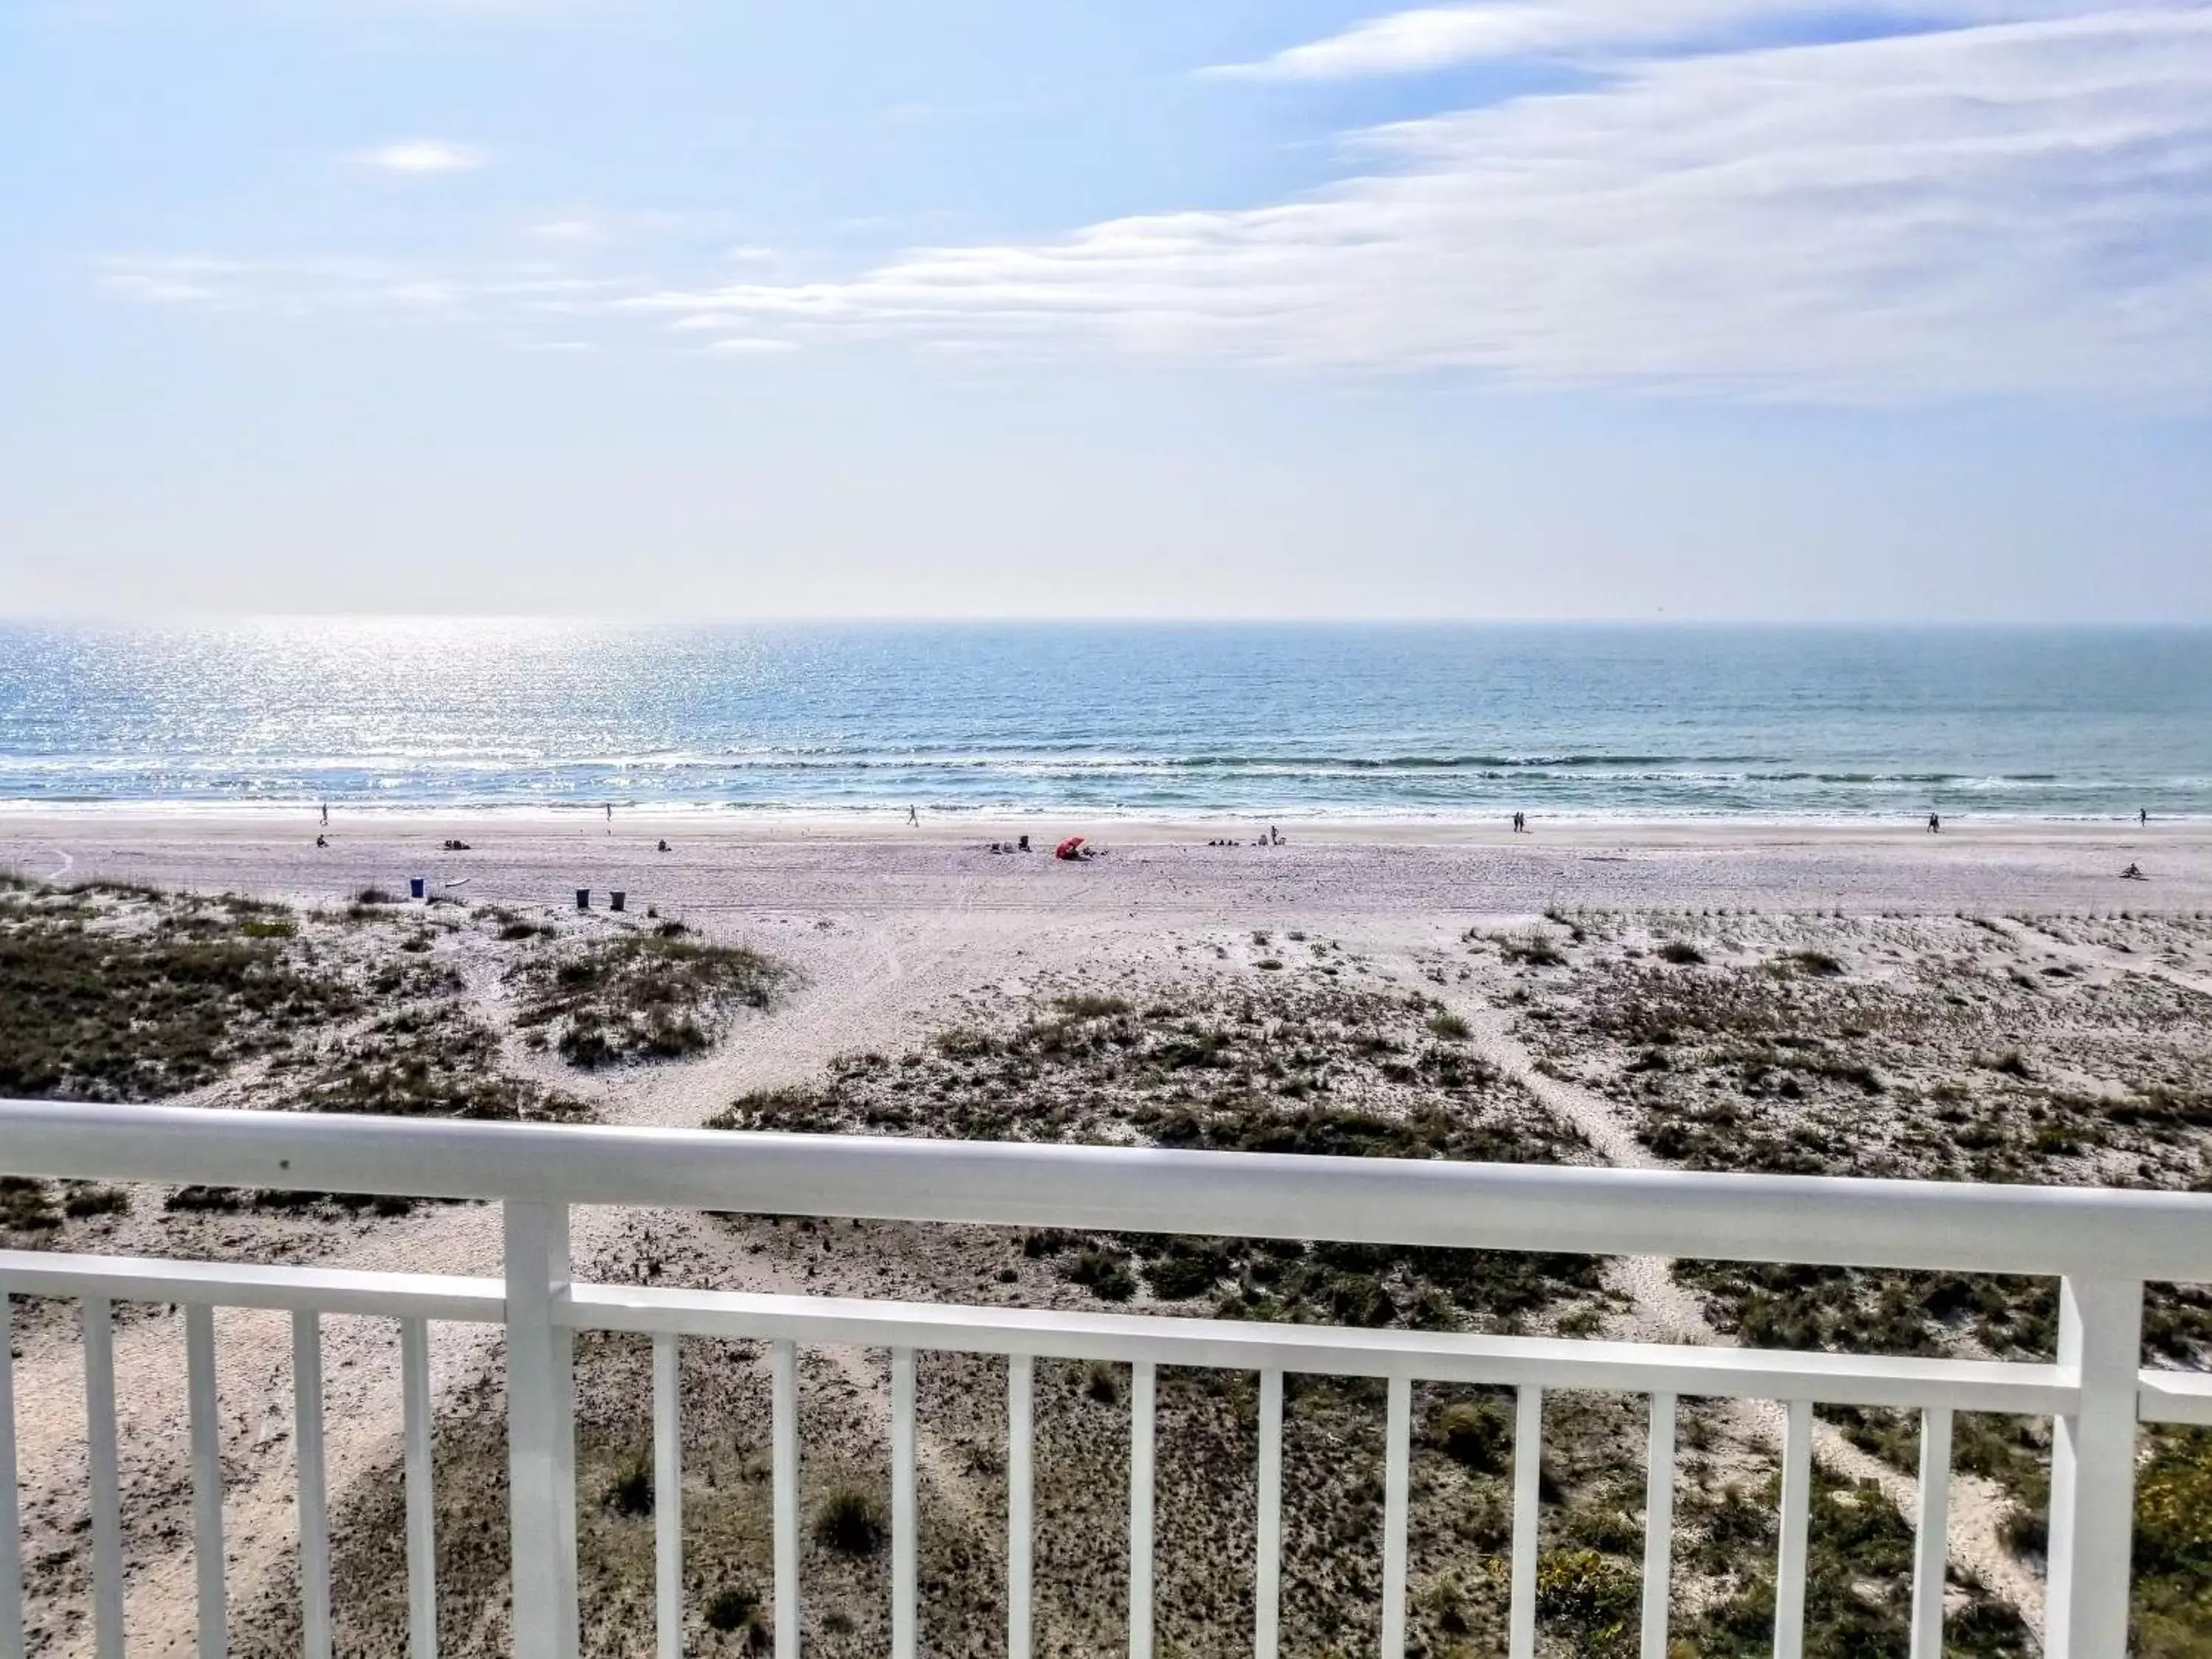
top-left (3, 0), bottom-right (2208, 621)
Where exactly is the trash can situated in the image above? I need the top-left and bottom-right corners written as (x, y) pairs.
top-left (610, 891), bottom-right (627, 912)
top-left (408, 876), bottom-right (426, 900)
top-left (576, 888), bottom-right (591, 910)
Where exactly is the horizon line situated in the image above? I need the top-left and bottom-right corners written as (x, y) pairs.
top-left (4, 612), bottom-right (2212, 631)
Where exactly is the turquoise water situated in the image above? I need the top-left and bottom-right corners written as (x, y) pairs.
top-left (1, 620), bottom-right (2208, 820)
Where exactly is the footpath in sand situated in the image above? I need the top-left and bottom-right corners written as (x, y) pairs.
top-left (4, 819), bottom-right (2208, 1650)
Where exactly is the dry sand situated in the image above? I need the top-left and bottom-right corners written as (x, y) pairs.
top-left (3, 813), bottom-right (2209, 1655)
top-left (7, 809), bottom-right (2209, 921)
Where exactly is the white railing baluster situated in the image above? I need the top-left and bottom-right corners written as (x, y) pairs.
top-left (1254, 1368), bottom-right (1282, 1659)
top-left (1380, 1376), bottom-right (1411, 1659)
top-left (772, 1340), bottom-right (799, 1659)
top-left (1910, 1405), bottom-right (1952, 1659)
top-left (653, 1334), bottom-right (682, 1659)
top-left (1130, 1361), bottom-right (1155, 1659)
top-left (891, 1347), bottom-right (917, 1659)
top-left (1508, 1386), bottom-right (1542, 1659)
top-left (1008, 1354), bottom-right (1034, 1659)
top-left (2046, 1275), bottom-right (2143, 1659)
top-left (83, 1298), bottom-right (123, 1659)
top-left (0, 1293), bottom-right (22, 1659)
top-left (294, 1310), bottom-right (331, 1659)
top-left (5, 1102), bottom-right (2212, 1659)
top-left (400, 1316), bottom-right (437, 1659)
top-left (553, 1300), bottom-right (577, 1649)
top-left (186, 1305), bottom-right (225, 1659)
top-left (504, 1202), bottom-right (578, 1659)
top-left (1773, 1399), bottom-right (1812, 1659)
top-left (1639, 1391), bottom-right (1675, 1659)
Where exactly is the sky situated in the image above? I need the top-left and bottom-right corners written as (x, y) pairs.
top-left (1, 0), bottom-right (2208, 622)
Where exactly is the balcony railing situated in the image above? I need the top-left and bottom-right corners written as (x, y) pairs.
top-left (1, 1098), bottom-right (2209, 1659)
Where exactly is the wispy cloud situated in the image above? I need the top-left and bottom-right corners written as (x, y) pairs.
top-left (354, 139), bottom-right (488, 174)
top-left (707, 336), bottom-right (800, 355)
top-left (1206, 0), bottom-right (2128, 77)
top-left (636, 10), bottom-right (2212, 400)
top-left (109, 7), bottom-right (2212, 403)
top-left (100, 254), bottom-right (613, 321)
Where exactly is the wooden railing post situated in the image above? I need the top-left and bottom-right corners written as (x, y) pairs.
top-left (2045, 1276), bottom-right (2142, 1659)
top-left (504, 1203), bottom-right (578, 1659)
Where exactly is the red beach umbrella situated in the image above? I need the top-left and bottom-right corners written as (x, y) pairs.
top-left (1054, 835), bottom-right (1085, 860)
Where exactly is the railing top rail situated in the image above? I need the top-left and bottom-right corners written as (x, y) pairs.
top-left (3, 1099), bottom-right (2210, 1279)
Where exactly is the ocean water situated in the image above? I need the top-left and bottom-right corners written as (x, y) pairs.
top-left (1, 619), bottom-right (2208, 821)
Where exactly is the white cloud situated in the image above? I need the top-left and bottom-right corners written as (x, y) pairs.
top-left (533, 219), bottom-right (601, 242)
top-left (1207, 0), bottom-right (2136, 78)
top-left (108, 7), bottom-right (2212, 403)
top-left (632, 8), bottom-right (2212, 401)
top-left (355, 140), bottom-right (488, 175)
top-left (101, 254), bottom-right (615, 323)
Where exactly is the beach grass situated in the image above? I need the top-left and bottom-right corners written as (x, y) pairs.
top-left (509, 933), bottom-right (788, 1068)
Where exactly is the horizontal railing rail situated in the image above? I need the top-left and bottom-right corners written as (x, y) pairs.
top-left (4, 1099), bottom-right (2212, 1279)
top-left (2, 1099), bottom-right (2208, 1659)
top-left (0, 1245), bottom-right (2200, 1424)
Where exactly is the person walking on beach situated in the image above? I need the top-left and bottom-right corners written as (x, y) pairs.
top-left (319, 801), bottom-right (328, 828)
top-left (1927, 811), bottom-right (1941, 834)
top-left (605, 802), bottom-right (613, 835)
top-left (907, 804), bottom-right (919, 828)
top-left (2141, 807), bottom-right (2149, 827)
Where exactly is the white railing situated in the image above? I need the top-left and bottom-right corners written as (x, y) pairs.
top-left (1, 1099), bottom-right (2209, 1659)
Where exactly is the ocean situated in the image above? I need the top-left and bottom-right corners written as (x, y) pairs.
top-left (1, 619), bottom-right (2207, 821)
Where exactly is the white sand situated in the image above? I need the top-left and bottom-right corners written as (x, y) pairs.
top-left (4, 812), bottom-right (2207, 1650)
top-left (6, 810), bottom-right (2208, 921)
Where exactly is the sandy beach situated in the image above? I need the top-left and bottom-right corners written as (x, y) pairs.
top-left (3, 813), bottom-right (2210, 1655)
top-left (7, 810), bottom-right (2209, 921)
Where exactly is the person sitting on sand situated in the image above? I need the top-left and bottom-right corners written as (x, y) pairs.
top-left (657, 838), bottom-right (670, 853)
top-left (314, 834), bottom-right (327, 848)
top-left (2123, 862), bottom-right (2146, 880)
